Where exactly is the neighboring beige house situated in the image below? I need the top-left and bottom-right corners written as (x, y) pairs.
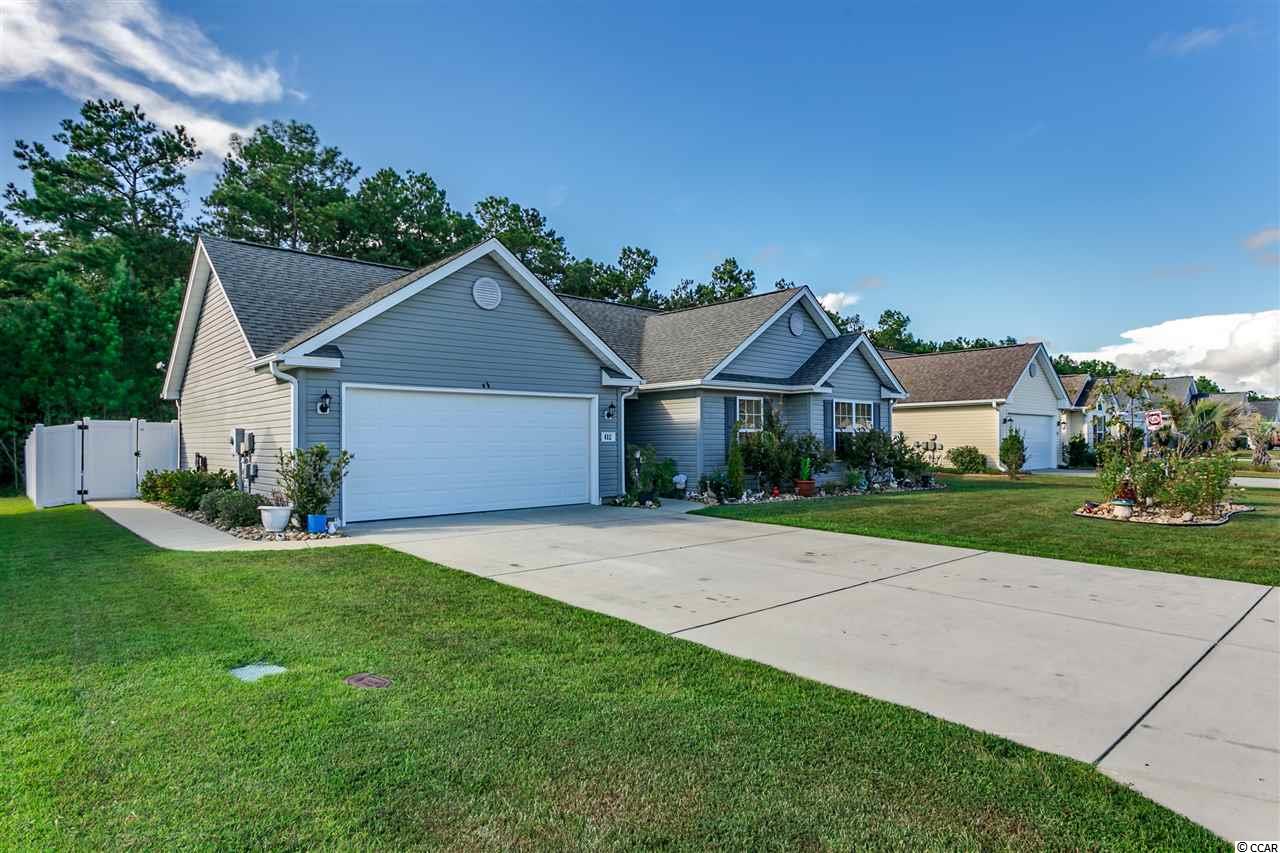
top-left (883, 343), bottom-right (1069, 470)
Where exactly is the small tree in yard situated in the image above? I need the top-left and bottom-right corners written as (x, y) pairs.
top-left (1244, 415), bottom-right (1276, 469)
top-left (726, 436), bottom-right (746, 500)
top-left (276, 444), bottom-right (353, 519)
top-left (999, 428), bottom-right (1026, 479)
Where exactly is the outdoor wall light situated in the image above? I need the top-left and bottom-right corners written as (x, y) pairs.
top-left (317, 390), bottom-right (332, 415)
top-left (604, 402), bottom-right (617, 421)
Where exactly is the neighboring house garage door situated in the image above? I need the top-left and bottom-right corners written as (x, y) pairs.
top-left (342, 386), bottom-right (596, 522)
top-left (1009, 413), bottom-right (1055, 470)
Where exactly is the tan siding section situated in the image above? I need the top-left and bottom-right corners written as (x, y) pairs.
top-left (894, 404), bottom-right (998, 468)
top-left (178, 272), bottom-right (292, 494)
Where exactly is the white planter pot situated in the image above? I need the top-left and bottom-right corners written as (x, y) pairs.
top-left (259, 505), bottom-right (293, 532)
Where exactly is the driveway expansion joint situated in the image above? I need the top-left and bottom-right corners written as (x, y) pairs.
top-left (668, 550), bottom-right (989, 636)
top-left (1093, 586), bottom-right (1275, 766)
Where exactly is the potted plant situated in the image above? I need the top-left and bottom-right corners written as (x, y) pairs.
top-left (277, 444), bottom-right (353, 533)
top-left (258, 490), bottom-right (293, 533)
top-left (795, 456), bottom-right (815, 497)
top-left (1111, 480), bottom-right (1137, 520)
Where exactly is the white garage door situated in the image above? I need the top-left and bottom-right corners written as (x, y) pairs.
top-left (1009, 414), bottom-right (1055, 470)
top-left (343, 386), bottom-right (596, 522)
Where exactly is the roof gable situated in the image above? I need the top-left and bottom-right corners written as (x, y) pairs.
top-left (561, 287), bottom-right (842, 385)
top-left (165, 237), bottom-right (642, 397)
top-left (201, 235), bottom-right (410, 356)
top-left (889, 343), bottom-right (1052, 405)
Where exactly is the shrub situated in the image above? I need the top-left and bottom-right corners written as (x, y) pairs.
top-left (889, 432), bottom-right (930, 482)
top-left (1160, 453), bottom-right (1234, 515)
top-left (725, 440), bottom-right (745, 499)
top-left (838, 429), bottom-right (895, 483)
top-left (946, 445), bottom-right (987, 474)
top-left (139, 469), bottom-right (236, 510)
top-left (654, 456), bottom-right (679, 497)
top-left (1064, 435), bottom-right (1095, 468)
top-left (199, 488), bottom-right (234, 519)
top-left (1130, 456), bottom-right (1171, 504)
top-left (277, 444), bottom-right (353, 518)
top-left (791, 432), bottom-right (830, 478)
top-left (999, 428), bottom-right (1026, 479)
top-left (216, 490), bottom-right (262, 527)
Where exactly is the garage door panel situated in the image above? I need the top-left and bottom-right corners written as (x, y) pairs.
top-left (343, 387), bottom-right (593, 521)
top-left (1009, 414), bottom-right (1054, 469)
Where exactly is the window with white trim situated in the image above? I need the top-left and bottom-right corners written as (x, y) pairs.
top-left (836, 399), bottom-right (874, 432)
top-left (737, 396), bottom-right (763, 441)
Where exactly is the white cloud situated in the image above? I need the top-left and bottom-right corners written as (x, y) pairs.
top-left (819, 291), bottom-right (861, 314)
top-left (1069, 310), bottom-right (1280, 395)
top-left (0, 0), bottom-right (290, 161)
top-left (1243, 227), bottom-right (1280, 250)
top-left (1149, 25), bottom-right (1242, 56)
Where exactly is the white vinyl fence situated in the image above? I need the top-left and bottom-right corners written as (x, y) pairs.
top-left (24, 419), bottom-right (179, 508)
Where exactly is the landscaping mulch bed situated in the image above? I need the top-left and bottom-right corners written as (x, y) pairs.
top-left (689, 481), bottom-right (946, 507)
top-left (1073, 502), bottom-right (1254, 527)
top-left (158, 504), bottom-right (345, 541)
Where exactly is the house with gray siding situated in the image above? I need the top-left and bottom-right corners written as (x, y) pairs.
top-left (163, 236), bottom-right (906, 523)
top-left (560, 287), bottom-right (908, 485)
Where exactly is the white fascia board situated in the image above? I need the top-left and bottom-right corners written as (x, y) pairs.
top-left (249, 354), bottom-right (342, 370)
top-left (639, 379), bottom-right (831, 395)
top-left (895, 398), bottom-right (1005, 409)
top-left (1038, 344), bottom-right (1072, 406)
top-left (164, 239), bottom-right (259, 399)
top-left (702, 289), bottom-right (812, 381)
top-left (601, 370), bottom-right (639, 387)
top-left (881, 389), bottom-right (908, 400)
top-left (161, 240), bottom-right (211, 399)
top-left (280, 238), bottom-right (642, 383)
top-left (799, 286), bottom-right (841, 337)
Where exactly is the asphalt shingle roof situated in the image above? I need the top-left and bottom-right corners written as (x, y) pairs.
top-left (886, 343), bottom-right (1043, 404)
top-left (560, 289), bottom-right (800, 384)
top-left (1059, 373), bottom-right (1093, 407)
top-left (200, 235), bottom-right (410, 356)
top-left (200, 236), bottom-right (844, 386)
top-left (790, 335), bottom-right (862, 385)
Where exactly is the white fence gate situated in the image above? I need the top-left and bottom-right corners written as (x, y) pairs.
top-left (24, 419), bottom-right (179, 509)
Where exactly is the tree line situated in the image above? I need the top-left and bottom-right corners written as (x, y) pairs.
top-left (0, 99), bottom-right (1038, 479)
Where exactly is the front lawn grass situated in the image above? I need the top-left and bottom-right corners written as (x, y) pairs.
top-left (0, 497), bottom-right (1223, 849)
top-left (697, 474), bottom-right (1279, 586)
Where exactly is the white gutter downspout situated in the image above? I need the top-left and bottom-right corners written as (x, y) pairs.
top-left (619, 385), bottom-right (639, 492)
top-left (269, 359), bottom-right (299, 450)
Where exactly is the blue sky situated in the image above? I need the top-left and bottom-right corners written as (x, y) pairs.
top-left (2, 1), bottom-right (1277, 389)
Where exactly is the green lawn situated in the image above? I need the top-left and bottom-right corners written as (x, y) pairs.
top-left (0, 498), bottom-right (1223, 849)
top-left (698, 474), bottom-right (1280, 587)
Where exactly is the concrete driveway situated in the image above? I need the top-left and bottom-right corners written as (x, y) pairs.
top-left (344, 504), bottom-right (1278, 841)
top-left (92, 498), bottom-right (1278, 838)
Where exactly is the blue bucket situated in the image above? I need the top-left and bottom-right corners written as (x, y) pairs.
top-left (306, 514), bottom-right (328, 534)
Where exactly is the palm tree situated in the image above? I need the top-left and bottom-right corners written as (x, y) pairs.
top-left (1163, 397), bottom-right (1243, 457)
top-left (1244, 415), bottom-right (1276, 468)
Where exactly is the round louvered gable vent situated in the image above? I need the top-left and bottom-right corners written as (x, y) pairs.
top-left (789, 312), bottom-right (804, 336)
top-left (473, 277), bottom-right (502, 310)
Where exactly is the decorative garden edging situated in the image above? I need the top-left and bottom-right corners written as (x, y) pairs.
top-left (1073, 502), bottom-right (1254, 527)
top-left (159, 503), bottom-right (346, 541)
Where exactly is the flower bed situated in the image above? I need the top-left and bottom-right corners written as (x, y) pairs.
top-left (687, 480), bottom-right (945, 507)
top-left (1073, 500), bottom-right (1253, 526)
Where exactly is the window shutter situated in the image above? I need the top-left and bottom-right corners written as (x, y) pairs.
top-left (823, 399), bottom-right (834, 450)
top-left (724, 397), bottom-right (737, 456)
top-left (873, 402), bottom-right (882, 431)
